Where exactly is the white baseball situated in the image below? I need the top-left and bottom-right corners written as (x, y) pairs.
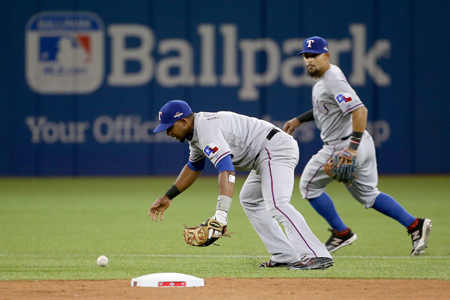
top-left (97, 255), bottom-right (109, 267)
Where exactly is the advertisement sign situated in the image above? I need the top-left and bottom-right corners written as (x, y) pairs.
top-left (0, 0), bottom-right (448, 176)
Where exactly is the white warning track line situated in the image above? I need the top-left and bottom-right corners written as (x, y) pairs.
top-left (116, 254), bottom-right (448, 259)
top-left (117, 254), bottom-right (268, 258)
top-left (337, 255), bottom-right (448, 259)
top-left (1, 254), bottom-right (447, 259)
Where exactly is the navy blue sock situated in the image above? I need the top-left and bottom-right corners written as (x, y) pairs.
top-left (372, 193), bottom-right (416, 227)
top-left (308, 192), bottom-right (347, 231)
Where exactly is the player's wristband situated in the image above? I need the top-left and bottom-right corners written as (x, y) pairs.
top-left (348, 131), bottom-right (363, 151)
top-left (165, 185), bottom-right (180, 200)
top-left (351, 131), bottom-right (363, 139)
top-left (295, 109), bottom-right (314, 123)
top-left (216, 195), bottom-right (232, 213)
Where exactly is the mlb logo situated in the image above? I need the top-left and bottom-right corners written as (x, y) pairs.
top-left (335, 93), bottom-right (353, 104)
top-left (26, 12), bottom-right (104, 94)
top-left (39, 35), bottom-right (92, 64)
top-left (203, 143), bottom-right (220, 158)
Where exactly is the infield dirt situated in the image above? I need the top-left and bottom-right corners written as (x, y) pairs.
top-left (1, 278), bottom-right (450, 300)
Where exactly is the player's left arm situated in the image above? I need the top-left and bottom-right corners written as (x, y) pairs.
top-left (335, 106), bottom-right (367, 168)
top-left (183, 160), bottom-right (236, 247)
top-left (218, 168), bottom-right (235, 199)
top-left (346, 106), bottom-right (368, 155)
top-left (212, 155), bottom-right (235, 227)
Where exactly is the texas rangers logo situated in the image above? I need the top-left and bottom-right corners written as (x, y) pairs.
top-left (26, 11), bottom-right (104, 94)
top-left (335, 93), bottom-right (353, 104)
top-left (306, 39), bottom-right (315, 48)
top-left (203, 143), bottom-right (220, 158)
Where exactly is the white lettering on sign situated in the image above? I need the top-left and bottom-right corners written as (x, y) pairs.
top-left (107, 25), bottom-right (155, 86)
top-left (25, 115), bottom-right (391, 147)
top-left (26, 13), bottom-right (392, 100)
top-left (105, 23), bottom-right (391, 100)
top-left (25, 116), bottom-right (90, 144)
top-left (349, 24), bottom-right (391, 86)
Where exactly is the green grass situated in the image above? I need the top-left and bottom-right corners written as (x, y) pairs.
top-left (1, 176), bottom-right (449, 280)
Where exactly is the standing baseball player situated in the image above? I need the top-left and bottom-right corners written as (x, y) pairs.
top-left (283, 36), bottom-right (432, 255)
top-left (149, 100), bottom-right (333, 270)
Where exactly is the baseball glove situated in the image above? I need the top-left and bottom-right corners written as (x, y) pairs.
top-left (323, 149), bottom-right (359, 184)
top-left (183, 218), bottom-right (236, 247)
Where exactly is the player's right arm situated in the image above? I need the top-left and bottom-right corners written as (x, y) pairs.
top-left (283, 109), bottom-right (314, 135)
top-left (149, 159), bottom-right (205, 222)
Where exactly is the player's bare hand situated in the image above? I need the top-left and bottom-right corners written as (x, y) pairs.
top-left (149, 196), bottom-right (171, 222)
top-left (283, 118), bottom-right (301, 135)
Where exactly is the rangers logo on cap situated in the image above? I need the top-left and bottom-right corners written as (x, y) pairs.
top-left (153, 100), bottom-right (193, 133)
top-left (298, 36), bottom-right (329, 55)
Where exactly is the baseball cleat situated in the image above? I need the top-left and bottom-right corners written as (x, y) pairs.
top-left (259, 260), bottom-right (294, 268)
top-left (324, 228), bottom-right (357, 253)
top-left (289, 257), bottom-right (333, 270)
top-left (409, 218), bottom-right (432, 256)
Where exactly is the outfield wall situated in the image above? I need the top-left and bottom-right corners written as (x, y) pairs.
top-left (1, 0), bottom-right (449, 176)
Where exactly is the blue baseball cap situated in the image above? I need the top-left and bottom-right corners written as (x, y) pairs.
top-left (298, 36), bottom-right (329, 55)
top-left (153, 100), bottom-right (192, 133)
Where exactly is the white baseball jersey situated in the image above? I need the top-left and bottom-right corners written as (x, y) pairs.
top-left (188, 111), bottom-right (331, 262)
top-left (188, 111), bottom-right (274, 171)
top-left (300, 64), bottom-right (380, 206)
top-left (312, 64), bottom-right (364, 143)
